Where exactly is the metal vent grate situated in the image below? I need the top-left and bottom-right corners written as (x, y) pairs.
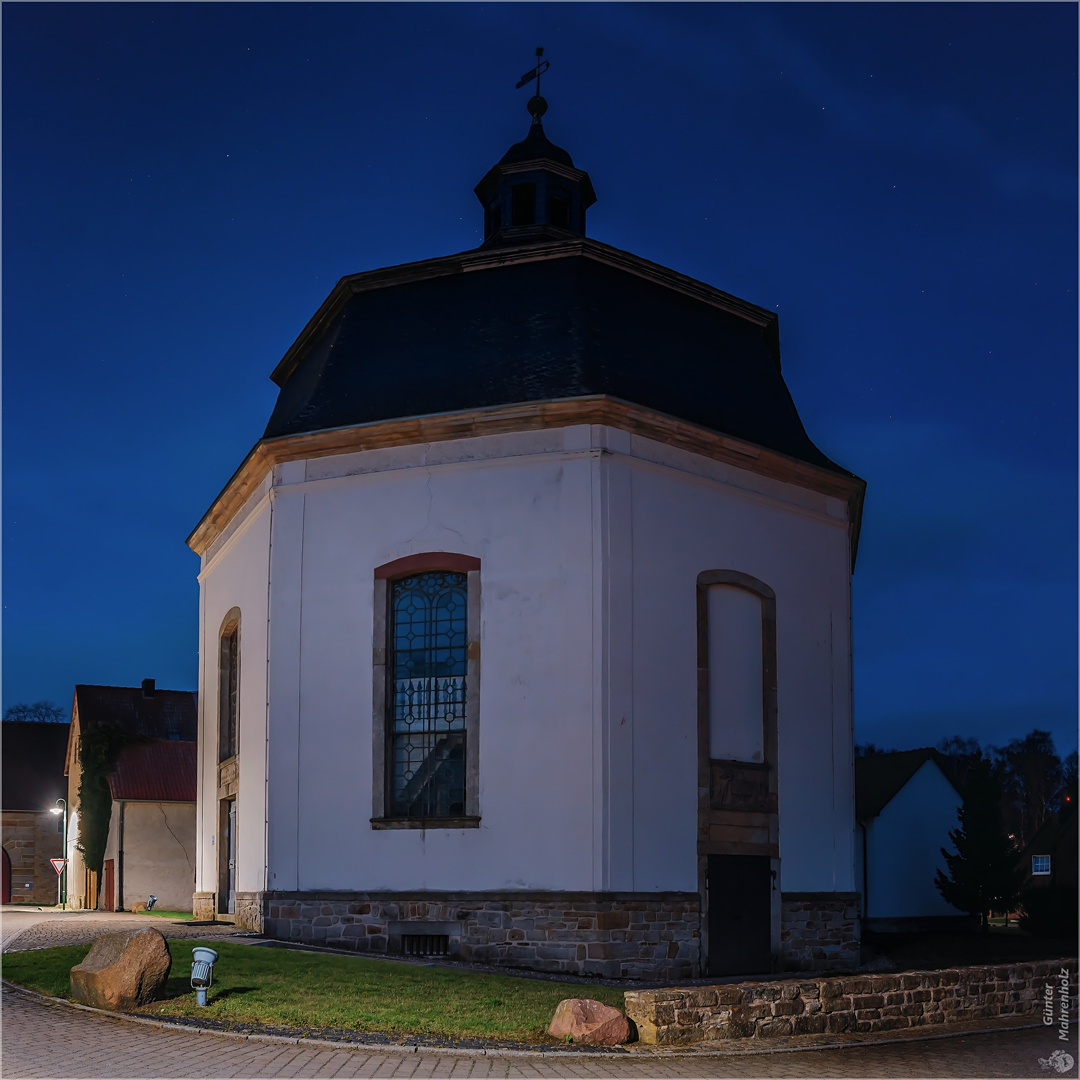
top-left (402, 934), bottom-right (449, 957)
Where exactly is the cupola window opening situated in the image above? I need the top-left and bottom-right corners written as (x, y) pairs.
top-left (484, 202), bottom-right (502, 239)
top-left (511, 183), bottom-right (536, 226)
top-left (548, 187), bottom-right (571, 229)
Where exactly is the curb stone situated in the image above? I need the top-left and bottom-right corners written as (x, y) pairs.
top-left (0, 979), bottom-right (1047, 1059)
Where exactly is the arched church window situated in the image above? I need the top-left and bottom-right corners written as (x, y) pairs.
top-left (371, 554), bottom-right (481, 828)
top-left (218, 613), bottom-right (240, 762)
top-left (390, 572), bottom-right (467, 817)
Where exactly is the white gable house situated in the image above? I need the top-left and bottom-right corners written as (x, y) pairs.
top-left (855, 748), bottom-right (969, 933)
top-left (188, 109), bottom-right (866, 979)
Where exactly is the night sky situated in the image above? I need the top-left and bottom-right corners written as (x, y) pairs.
top-left (4, 4), bottom-right (1076, 756)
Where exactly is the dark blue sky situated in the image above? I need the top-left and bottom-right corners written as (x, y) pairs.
top-left (4, 4), bottom-right (1076, 756)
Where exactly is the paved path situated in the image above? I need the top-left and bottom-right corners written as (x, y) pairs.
top-left (2, 907), bottom-right (246, 954)
top-left (3, 910), bottom-right (1074, 1078)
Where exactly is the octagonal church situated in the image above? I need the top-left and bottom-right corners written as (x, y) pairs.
top-left (188, 103), bottom-right (866, 980)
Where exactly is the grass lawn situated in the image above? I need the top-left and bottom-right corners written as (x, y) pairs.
top-left (1, 942), bottom-right (626, 1044)
top-left (136, 910), bottom-right (194, 921)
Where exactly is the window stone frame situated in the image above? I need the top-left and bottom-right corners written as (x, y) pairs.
top-left (695, 570), bottom-right (779, 973)
top-left (371, 554), bottom-right (481, 829)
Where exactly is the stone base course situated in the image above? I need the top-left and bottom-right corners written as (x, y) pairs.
top-left (260, 890), bottom-right (701, 980)
top-left (624, 957), bottom-right (1078, 1044)
top-left (780, 892), bottom-right (860, 972)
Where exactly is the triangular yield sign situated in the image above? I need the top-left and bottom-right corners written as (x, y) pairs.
top-left (50, 858), bottom-right (67, 875)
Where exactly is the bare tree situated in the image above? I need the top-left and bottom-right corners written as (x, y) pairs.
top-left (3, 700), bottom-right (66, 723)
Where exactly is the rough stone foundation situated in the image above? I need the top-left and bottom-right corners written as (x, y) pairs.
top-left (261, 891), bottom-right (701, 980)
top-left (780, 891), bottom-right (860, 972)
top-left (192, 892), bottom-right (215, 922)
top-left (624, 958), bottom-right (1078, 1044)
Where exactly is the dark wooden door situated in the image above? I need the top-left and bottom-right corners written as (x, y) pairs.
top-left (707, 854), bottom-right (772, 976)
top-left (1, 847), bottom-right (10, 905)
top-left (103, 859), bottom-right (115, 911)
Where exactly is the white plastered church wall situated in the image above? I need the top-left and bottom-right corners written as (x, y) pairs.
top-left (195, 484), bottom-right (272, 900)
top-left (196, 422), bottom-right (856, 900)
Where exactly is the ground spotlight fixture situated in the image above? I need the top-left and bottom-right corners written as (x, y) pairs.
top-left (190, 946), bottom-right (219, 1006)
top-left (147, 895), bottom-right (158, 911)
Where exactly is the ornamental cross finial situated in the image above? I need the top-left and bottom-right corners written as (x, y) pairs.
top-left (515, 46), bottom-right (549, 122)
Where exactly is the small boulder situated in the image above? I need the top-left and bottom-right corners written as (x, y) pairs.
top-left (548, 998), bottom-right (633, 1045)
top-left (70, 927), bottom-right (172, 1011)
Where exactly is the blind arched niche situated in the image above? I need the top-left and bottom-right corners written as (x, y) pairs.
top-left (696, 570), bottom-right (778, 822)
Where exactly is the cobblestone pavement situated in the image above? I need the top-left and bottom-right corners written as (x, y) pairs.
top-left (2, 908), bottom-right (251, 953)
top-left (3, 910), bottom-right (1074, 1079)
top-left (4, 984), bottom-right (1071, 1078)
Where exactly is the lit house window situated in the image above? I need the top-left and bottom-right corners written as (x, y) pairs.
top-left (372, 555), bottom-right (480, 827)
top-left (1032, 855), bottom-right (1051, 875)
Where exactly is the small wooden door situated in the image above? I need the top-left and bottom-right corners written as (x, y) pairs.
top-left (2, 847), bottom-right (11, 905)
top-left (707, 854), bottom-right (772, 976)
top-left (85, 869), bottom-right (98, 911)
top-left (103, 860), bottom-right (115, 912)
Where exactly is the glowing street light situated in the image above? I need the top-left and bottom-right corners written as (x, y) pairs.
top-left (49, 799), bottom-right (67, 907)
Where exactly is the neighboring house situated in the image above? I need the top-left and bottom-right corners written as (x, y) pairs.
top-left (1018, 803), bottom-right (1078, 893)
top-left (65, 681), bottom-right (197, 910)
top-left (186, 106), bottom-right (867, 978)
top-left (2, 721), bottom-right (69, 904)
top-left (855, 748), bottom-right (971, 932)
top-left (101, 740), bottom-right (198, 912)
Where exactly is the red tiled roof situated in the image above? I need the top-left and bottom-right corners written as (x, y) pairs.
top-left (108, 740), bottom-right (197, 802)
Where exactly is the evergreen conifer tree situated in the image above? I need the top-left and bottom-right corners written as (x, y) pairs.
top-left (935, 757), bottom-right (1026, 931)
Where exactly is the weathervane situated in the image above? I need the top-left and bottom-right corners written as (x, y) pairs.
top-left (515, 46), bottom-right (549, 122)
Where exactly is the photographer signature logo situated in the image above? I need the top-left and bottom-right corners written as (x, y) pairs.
top-left (1038, 1049), bottom-right (1075, 1073)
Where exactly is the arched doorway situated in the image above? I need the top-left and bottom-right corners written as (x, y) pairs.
top-left (2, 847), bottom-right (12, 905)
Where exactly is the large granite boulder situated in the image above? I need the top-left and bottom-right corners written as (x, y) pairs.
top-left (70, 927), bottom-right (172, 1011)
top-left (548, 998), bottom-right (633, 1045)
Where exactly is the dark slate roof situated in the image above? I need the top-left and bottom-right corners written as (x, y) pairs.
top-left (855, 748), bottom-right (960, 822)
top-left (2, 721), bottom-right (69, 811)
top-left (1019, 802), bottom-right (1078, 860)
top-left (263, 247), bottom-right (847, 476)
top-left (73, 685), bottom-right (198, 744)
top-left (498, 121), bottom-right (575, 167)
top-left (109, 741), bottom-right (197, 802)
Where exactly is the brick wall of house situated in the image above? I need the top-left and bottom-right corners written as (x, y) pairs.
top-left (3, 811), bottom-right (63, 905)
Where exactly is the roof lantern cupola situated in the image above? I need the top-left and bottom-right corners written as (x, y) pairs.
top-left (474, 48), bottom-right (596, 248)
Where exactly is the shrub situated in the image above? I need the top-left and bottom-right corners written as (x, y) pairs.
top-left (1018, 888), bottom-right (1078, 938)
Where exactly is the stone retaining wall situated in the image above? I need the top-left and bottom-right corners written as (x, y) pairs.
top-left (261, 891), bottom-right (701, 980)
top-left (624, 958), bottom-right (1078, 1044)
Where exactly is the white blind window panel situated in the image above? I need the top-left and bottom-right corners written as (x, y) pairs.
top-left (707, 584), bottom-right (764, 763)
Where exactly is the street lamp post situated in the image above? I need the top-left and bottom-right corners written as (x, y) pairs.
top-left (49, 799), bottom-right (67, 908)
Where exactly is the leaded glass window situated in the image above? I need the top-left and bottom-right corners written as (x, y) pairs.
top-left (219, 624), bottom-right (239, 762)
top-left (389, 571), bottom-right (467, 817)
